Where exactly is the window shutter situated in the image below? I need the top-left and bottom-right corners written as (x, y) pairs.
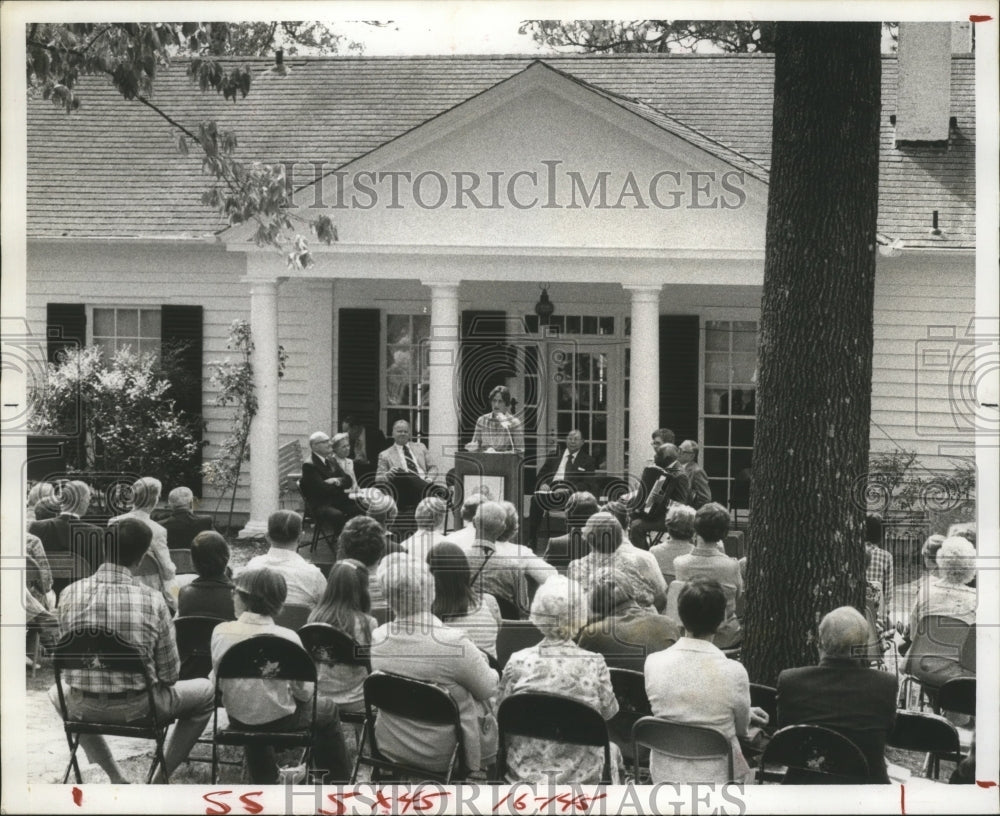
top-left (46, 303), bottom-right (86, 364)
top-left (659, 315), bottom-right (700, 444)
top-left (460, 310), bottom-right (509, 442)
top-left (161, 305), bottom-right (204, 496)
top-left (338, 308), bottom-right (381, 430)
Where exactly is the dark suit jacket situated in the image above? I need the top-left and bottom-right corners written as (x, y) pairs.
top-left (348, 424), bottom-right (388, 465)
top-left (300, 453), bottom-right (355, 513)
top-left (161, 507), bottom-right (214, 549)
top-left (634, 463), bottom-right (690, 522)
top-left (536, 448), bottom-right (597, 488)
top-left (28, 513), bottom-right (106, 594)
top-left (776, 658), bottom-right (898, 783)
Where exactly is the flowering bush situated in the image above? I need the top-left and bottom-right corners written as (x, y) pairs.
top-left (29, 345), bottom-right (203, 489)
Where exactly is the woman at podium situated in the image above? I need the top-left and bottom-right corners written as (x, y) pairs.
top-left (466, 385), bottom-right (524, 452)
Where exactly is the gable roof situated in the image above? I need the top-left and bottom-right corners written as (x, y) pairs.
top-left (25, 53), bottom-right (975, 248)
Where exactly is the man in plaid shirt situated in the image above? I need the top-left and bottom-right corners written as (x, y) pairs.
top-left (49, 518), bottom-right (214, 784)
top-left (864, 514), bottom-right (894, 628)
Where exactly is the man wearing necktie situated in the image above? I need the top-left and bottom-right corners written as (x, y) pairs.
top-left (375, 420), bottom-right (439, 519)
top-left (527, 430), bottom-right (597, 550)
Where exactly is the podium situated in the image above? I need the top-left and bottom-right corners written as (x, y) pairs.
top-left (453, 451), bottom-right (524, 530)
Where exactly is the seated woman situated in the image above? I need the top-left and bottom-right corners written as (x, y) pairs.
top-left (428, 542), bottom-right (502, 659)
top-left (339, 515), bottom-right (390, 609)
top-left (308, 561), bottom-right (377, 716)
top-left (210, 568), bottom-right (351, 784)
top-left (177, 531), bottom-right (235, 620)
top-left (498, 575), bottom-right (621, 784)
top-left (466, 385), bottom-right (524, 453)
top-left (644, 578), bottom-right (766, 784)
top-left (27, 481), bottom-right (58, 522)
top-left (398, 496), bottom-right (449, 564)
top-left (649, 504), bottom-right (696, 585)
top-left (577, 565), bottom-right (680, 671)
top-left (369, 553), bottom-right (499, 777)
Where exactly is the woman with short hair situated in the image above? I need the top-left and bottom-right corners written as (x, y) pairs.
top-left (210, 567), bottom-right (351, 784)
top-left (428, 542), bottom-right (501, 658)
top-left (398, 496), bottom-right (448, 564)
top-left (649, 504), bottom-right (696, 585)
top-left (177, 531), bottom-right (235, 620)
top-left (498, 574), bottom-right (621, 783)
top-left (340, 515), bottom-right (390, 607)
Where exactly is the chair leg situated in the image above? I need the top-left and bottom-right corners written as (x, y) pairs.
top-left (63, 734), bottom-right (83, 784)
top-left (149, 730), bottom-right (171, 784)
top-left (311, 523), bottom-right (320, 554)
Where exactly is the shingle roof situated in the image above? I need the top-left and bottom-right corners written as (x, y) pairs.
top-left (26, 53), bottom-right (975, 248)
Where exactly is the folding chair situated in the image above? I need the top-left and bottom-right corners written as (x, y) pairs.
top-left (169, 548), bottom-right (196, 575)
top-left (631, 716), bottom-right (734, 783)
top-left (274, 604), bottom-right (312, 631)
top-left (52, 628), bottom-right (176, 784)
top-left (608, 669), bottom-right (652, 778)
top-left (937, 677), bottom-right (975, 717)
top-left (497, 692), bottom-right (613, 783)
top-left (888, 711), bottom-right (962, 779)
top-left (901, 615), bottom-right (973, 711)
top-left (174, 616), bottom-right (225, 681)
top-left (352, 671), bottom-right (466, 783)
top-left (496, 620), bottom-right (544, 671)
top-left (298, 623), bottom-right (371, 732)
top-left (298, 480), bottom-right (339, 554)
top-left (759, 724), bottom-right (869, 784)
top-left (211, 635), bottom-right (318, 784)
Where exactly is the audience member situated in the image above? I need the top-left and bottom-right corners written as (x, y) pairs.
top-left (177, 531), bottom-right (236, 620)
top-left (498, 575), bottom-right (621, 784)
top-left (649, 504), bottom-right (696, 585)
top-left (339, 515), bottom-right (390, 608)
top-left (568, 512), bottom-right (667, 613)
top-left (26, 532), bottom-right (59, 656)
top-left (543, 491), bottom-right (600, 572)
top-left (29, 480), bottom-right (106, 597)
top-left (308, 561), bottom-right (377, 716)
top-left (644, 578), bottom-right (764, 784)
top-left (359, 488), bottom-right (400, 549)
top-left (211, 568), bottom-right (351, 784)
top-left (528, 430), bottom-right (596, 548)
top-left (465, 502), bottom-right (536, 619)
top-left (109, 477), bottom-right (178, 610)
top-left (496, 500), bottom-right (557, 588)
top-left (301, 430), bottom-right (359, 546)
top-left (628, 443), bottom-right (690, 549)
top-left (27, 481), bottom-right (58, 522)
top-left (921, 533), bottom-right (945, 573)
top-left (864, 514), bottom-right (893, 628)
top-left (442, 493), bottom-right (488, 550)
top-left (776, 606), bottom-right (897, 783)
top-left (651, 427), bottom-right (675, 453)
top-left (398, 496), bottom-right (448, 564)
top-left (677, 440), bottom-right (712, 510)
top-left (50, 518), bottom-right (214, 784)
top-left (160, 487), bottom-right (214, 549)
top-left (370, 553), bottom-right (499, 776)
top-left (428, 542), bottom-right (502, 659)
top-left (673, 503), bottom-right (743, 648)
top-left (946, 522), bottom-right (976, 547)
top-left (244, 510), bottom-right (325, 607)
top-left (340, 415), bottom-right (387, 477)
top-left (577, 565), bottom-right (680, 671)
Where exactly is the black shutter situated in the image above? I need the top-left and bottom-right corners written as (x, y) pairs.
top-left (460, 310), bottom-right (509, 443)
top-left (161, 305), bottom-right (204, 496)
top-left (659, 315), bottom-right (700, 444)
top-left (46, 303), bottom-right (86, 364)
top-left (338, 308), bottom-right (382, 431)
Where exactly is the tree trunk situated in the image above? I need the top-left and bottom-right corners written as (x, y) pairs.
top-left (743, 22), bottom-right (882, 685)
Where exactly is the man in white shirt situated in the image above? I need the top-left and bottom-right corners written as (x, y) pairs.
top-left (442, 493), bottom-right (488, 550)
top-left (243, 510), bottom-right (326, 607)
top-left (375, 420), bottom-right (438, 517)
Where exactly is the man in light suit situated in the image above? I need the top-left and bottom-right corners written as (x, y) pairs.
top-left (527, 430), bottom-right (597, 549)
top-left (375, 420), bottom-right (438, 516)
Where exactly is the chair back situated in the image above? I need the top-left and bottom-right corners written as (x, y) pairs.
top-left (215, 634), bottom-right (316, 683)
top-left (299, 622), bottom-right (372, 672)
top-left (903, 615), bottom-right (973, 686)
top-left (608, 668), bottom-right (652, 769)
top-left (170, 548), bottom-right (196, 575)
top-left (760, 724), bottom-right (869, 784)
top-left (174, 616), bottom-right (226, 680)
top-left (48, 551), bottom-right (94, 588)
top-left (364, 671), bottom-right (462, 726)
top-left (888, 711), bottom-right (961, 756)
top-left (496, 620), bottom-right (543, 670)
top-left (749, 683), bottom-right (777, 734)
top-left (497, 692), bottom-right (612, 782)
top-left (274, 603), bottom-right (312, 631)
top-left (631, 716), bottom-right (734, 782)
top-left (937, 677), bottom-right (975, 717)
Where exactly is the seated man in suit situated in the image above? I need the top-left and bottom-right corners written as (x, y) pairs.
top-left (300, 430), bottom-right (362, 544)
top-left (160, 486), bottom-right (214, 549)
top-left (527, 429), bottom-right (596, 549)
top-left (375, 419), bottom-right (438, 517)
top-left (677, 440), bottom-right (712, 510)
top-left (29, 480), bottom-right (106, 598)
top-left (776, 606), bottom-right (898, 783)
top-left (543, 491), bottom-right (600, 572)
top-left (341, 415), bottom-right (387, 483)
top-left (628, 443), bottom-right (690, 550)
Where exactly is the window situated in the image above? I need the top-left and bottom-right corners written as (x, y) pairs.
top-left (92, 307), bottom-right (161, 362)
top-left (524, 315), bottom-right (615, 336)
top-left (703, 320), bottom-right (758, 509)
top-left (385, 313), bottom-right (430, 441)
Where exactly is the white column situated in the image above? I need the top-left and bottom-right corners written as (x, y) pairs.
top-left (240, 278), bottom-right (281, 538)
top-left (624, 284), bottom-right (662, 480)
top-left (422, 280), bottom-right (461, 478)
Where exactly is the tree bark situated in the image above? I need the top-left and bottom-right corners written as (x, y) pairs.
top-left (743, 22), bottom-right (882, 685)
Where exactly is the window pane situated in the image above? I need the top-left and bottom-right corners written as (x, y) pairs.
top-left (95, 337), bottom-right (116, 359)
top-left (582, 316), bottom-right (597, 335)
top-left (140, 309), bottom-right (161, 338)
top-left (704, 418), bottom-right (729, 446)
top-left (556, 411), bottom-right (572, 435)
top-left (525, 315), bottom-right (539, 334)
top-left (704, 353), bottom-right (729, 384)
top-left (732, 419), bottom-right (755, 447)
top-left (709, 478), bottom-right (730, 505)
top-left (387, 314), bottom-right (409, 343)
top-left (732, 353), bottom-right (756, 384)
top-left (413, 315), bottom-right (430, 343)
top-left (705, 321), bottom-right (729, 351)
top-left (550, 316), bottom-right (565, 334)
top-left (730, 448), bottom-right (753, 476)
top-left (139, 339), bottom-right (161, 361)
top-left (566, 315), bottom-right (581, 334)
top-left (93, 308), bottom-right (115, 337)
top-left (592, 412), bottom-right (607, 441)
top-left (704, 448), bottom-right (728, 477)
top-left (704, 388), bottom-right (729, 416)
top-left (732, 321), bottom-right (758, 351)
top-left (599, 316), bottom-right (614, 335)
top-left (117, 309), bottom-right (139, 337)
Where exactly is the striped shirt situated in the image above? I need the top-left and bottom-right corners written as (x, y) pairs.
top-left (56, 563), bottom-right (179, 692)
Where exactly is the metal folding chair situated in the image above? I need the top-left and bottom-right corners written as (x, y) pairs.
top-left (759, 724), bottom-right (869, 784)
top-left (298, 623), bottom-right (371, 734)
top-left (608, 668), bottom-right (652, 778)
top-left (888, 711), bottom-right (962, 779)
top-left (631, 716), bottom-right (734, 784)
top-left (495, 620), bottom-right (544, 671)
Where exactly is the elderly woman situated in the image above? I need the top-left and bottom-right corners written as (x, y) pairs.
top-left (921, 533), bottom-right (946, 574)
top-left (498, 575), bottom-right (621, 783)
top-left (109, 476), bottom-right (177, 608)
top-left (567, 512), bottom-right (667, 613)
top-left (466, 385), bottom-right (524, 453)
top-left (369, 553), bottom-right (499, 777)
top-left (645, 578), bottom-right (765, 784)
top-left (649, 504), bottom-right (696, 585)
top-left (27, 481), bottom-right (58, 522)
top-left (398, 496), bottom-right (448, 564)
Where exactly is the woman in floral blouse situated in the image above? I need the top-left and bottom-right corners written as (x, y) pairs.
top-left (498, 575), bottom-right (622, 783)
